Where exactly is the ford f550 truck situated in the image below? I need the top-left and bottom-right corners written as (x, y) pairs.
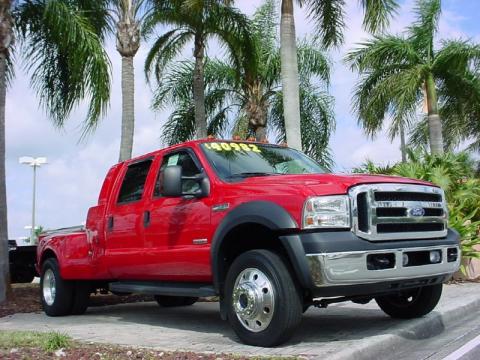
top-left (37, 139), bottom-right (460, 347)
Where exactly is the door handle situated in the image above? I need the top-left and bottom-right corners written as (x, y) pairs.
top-left (143, 211), bottom-right (151, 228)
top-left (107, 216), bottom-right (114, 231)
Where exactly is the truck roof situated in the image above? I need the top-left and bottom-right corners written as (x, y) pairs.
top-left (121, 138), bottom-right (279, 165)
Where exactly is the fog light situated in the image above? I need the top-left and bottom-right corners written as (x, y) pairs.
top-left (447, 248), bottom-right (458, 262)
top-left (429, 250), bottom-right (442, 264)
top-left (402, 253), bottom-right (409, 266)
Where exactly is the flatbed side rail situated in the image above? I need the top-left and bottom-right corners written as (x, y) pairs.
top-left (41, 225), bottom-right (85, 237)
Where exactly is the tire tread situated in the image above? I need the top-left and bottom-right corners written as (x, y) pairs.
top-left (375, 284), bottom-right (443, 319)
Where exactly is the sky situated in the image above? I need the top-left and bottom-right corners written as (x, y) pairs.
top-left (6, 0), bottom-right (480, 239)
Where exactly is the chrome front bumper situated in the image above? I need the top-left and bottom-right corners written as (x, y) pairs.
top-left (306, 244), bottom-right (461, 287)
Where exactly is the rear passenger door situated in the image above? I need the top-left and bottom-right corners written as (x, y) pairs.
top-left (105, 158), bottom-right (153, 279)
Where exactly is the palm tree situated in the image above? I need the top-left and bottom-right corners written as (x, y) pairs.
top-left (150, 0), bottom-right (335, 168)
top-left (346, 0), bottom-right (480, 156)
top-left (115, 0), bottom-right (144, 162)
top-left (0, 0), bottom-right (12, 304)
top-left (408, 68), bottom-right (480, 154)
top-left (0, 1), bottom-right (110, 303)
top-left (280, 0), bottom-right (398, 150)
top-left (144, 0), bottom-right (253, 139)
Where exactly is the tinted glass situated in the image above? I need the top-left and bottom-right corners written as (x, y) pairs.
top-left (200, 142), bottom-right (325, 180)
top-left (154, 151), bottom-right (202, 196)
top-left (117, 160), bottom-right (152, 203)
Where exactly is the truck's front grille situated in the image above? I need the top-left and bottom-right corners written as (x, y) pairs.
top-left (376, 223), bottom-right (445, 233)
top-left (350, 184), bottom-right (448, 241)
top-left (374, 192), bottom-right (442, 202)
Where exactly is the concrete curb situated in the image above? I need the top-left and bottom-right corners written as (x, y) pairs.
top-left (328, 284), bottom-right (480, 360)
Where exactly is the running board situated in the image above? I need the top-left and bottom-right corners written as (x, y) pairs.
top-left (109, 281), bottom-right (217, 297)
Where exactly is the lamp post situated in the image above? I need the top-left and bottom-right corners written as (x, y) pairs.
top-left (19, 157), bottom-right (47, 243)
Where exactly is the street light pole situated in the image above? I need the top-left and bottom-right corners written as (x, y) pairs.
top-left (31, 164), bottom-right (37, 243)
top-left (19, 157), bottom-right (47, 243)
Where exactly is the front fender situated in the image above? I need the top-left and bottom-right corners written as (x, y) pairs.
top-left (210, 200), bottom-right (298, 292)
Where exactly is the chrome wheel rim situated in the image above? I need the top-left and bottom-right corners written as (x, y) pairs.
top-left (43, 269), bottom-right (56, 306)
top-left (232, 268), bottom-right (275, 333)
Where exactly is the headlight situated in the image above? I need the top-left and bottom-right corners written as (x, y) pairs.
top-left (303, 195), bottom-right (351, 229)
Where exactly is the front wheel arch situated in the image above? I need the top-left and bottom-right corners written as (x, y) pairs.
top-left (210, 201), bottom-right (299, 293)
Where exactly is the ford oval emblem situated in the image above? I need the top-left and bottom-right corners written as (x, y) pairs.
top-left (409, 207), bottom-right (425, 217)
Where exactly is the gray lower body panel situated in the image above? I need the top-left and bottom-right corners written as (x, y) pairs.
top-left (109, 281), bottom-right (216, 297)
top-left (279, 228), bottom-right (461, 297)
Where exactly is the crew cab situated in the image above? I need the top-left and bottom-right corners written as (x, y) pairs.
top-left (37, 139), bottom-right (460, 347)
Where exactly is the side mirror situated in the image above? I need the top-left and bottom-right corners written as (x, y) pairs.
top-left (162, 165), bottom-right (183, 197)
top-left (199, 176), bottom-right (210, 198)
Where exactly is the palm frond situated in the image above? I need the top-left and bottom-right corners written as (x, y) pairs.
top-left (268, 85), bottom-right (335, 170)
top-left (433, 40), bottom-right (480, 74)
top-left (346, 35), bottom-right (420, 72)
top-left (360, 0), bottom-right (398, 33)
top-left (144, 28), bottom-right (192, 83)
top-left (352, 64), bottom-right (423, 137)
top-left (297, 41), bottom-right (330, 85)
top-left (408, 0), bottom-right (441, 59)
top-left (303, 0), bottom-right (397, 48)
top-left (16, 0), bottom-right (111, 131)
top-left (304, 0), bottom-right (346, 48)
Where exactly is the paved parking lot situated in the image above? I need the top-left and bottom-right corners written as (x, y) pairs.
top-left (1, 284), bottom-right (479, 359)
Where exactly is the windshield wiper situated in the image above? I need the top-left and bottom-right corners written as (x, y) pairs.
top-left (227, 172), bottom-right (281, 179)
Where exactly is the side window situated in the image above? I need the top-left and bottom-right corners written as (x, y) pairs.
top-left (117, 160), bottom-right (152, 204)
top-left (154, 151), bottom-right (202, 197)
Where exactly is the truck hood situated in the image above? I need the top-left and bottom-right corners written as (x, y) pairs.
top-left (229, 173), bottom-right (435, 196)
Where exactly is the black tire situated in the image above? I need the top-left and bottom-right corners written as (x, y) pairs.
top-left (375, 284), bottom-right (443, 319)
top-left (71, 281), bottom-right (91, 315)
top-left (111, 291), bottom-right (132, 296)
top-left (154, 295), bottom-right (198, 307)
top-left (40, 258), bottom-right (74, 316)
top-left (225, 249), bottom-right (302, 347)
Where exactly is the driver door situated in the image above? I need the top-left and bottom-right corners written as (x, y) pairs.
top-left (142, 149), bottom-right (213, 281)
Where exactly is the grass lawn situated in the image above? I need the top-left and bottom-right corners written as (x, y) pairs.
top-left (0, 330), bottom-right (280, 360)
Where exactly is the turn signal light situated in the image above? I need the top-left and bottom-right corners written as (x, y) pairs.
top-left (447, 248), bottom-right (458, 262)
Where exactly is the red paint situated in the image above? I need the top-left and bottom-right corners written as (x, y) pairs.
top-left (37, 139), bottom-right (437, 282)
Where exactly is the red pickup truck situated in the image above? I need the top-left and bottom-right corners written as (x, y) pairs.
top-left (37, 139), bottom-right (460, 346)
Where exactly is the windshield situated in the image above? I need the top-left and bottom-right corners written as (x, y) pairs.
top-left (200, 141), bottom-right (326, 180)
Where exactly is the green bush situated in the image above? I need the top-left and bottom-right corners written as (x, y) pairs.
top-left (353, 150), bottom-right (480, 266)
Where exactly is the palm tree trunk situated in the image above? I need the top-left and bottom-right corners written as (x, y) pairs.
top-left (116, 0), bottom-right (140, 162)
top-left (280, 0), bottom-right (302, 150)
top-left (399, 123), bottom-right (406, 162)
top-left (255, 125), bottom-right (266, 141)
top-left (0, 0), bottom-right (12, 304)
top-left (119, 55), bottom-right (135, 162)
top-left (0, 52), bottom-right (8, 304)
top-left (425, 73), bottom-right (444, 155)
top-left (193, 33), bottom-right (207, 139)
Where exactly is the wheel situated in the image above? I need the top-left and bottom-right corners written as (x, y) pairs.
top-left (375, 284), bottom-right (443, 319)
top-left (111, 291), bottom-right (132, 296)
top-left (154, 295), bottom-right (198, 307)
top-left (40, 258), bottom-right (74, 316)
top-left (71, 281), bottom-right (91, 315)
top-left (225, 249), bottom-right (302, 347)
